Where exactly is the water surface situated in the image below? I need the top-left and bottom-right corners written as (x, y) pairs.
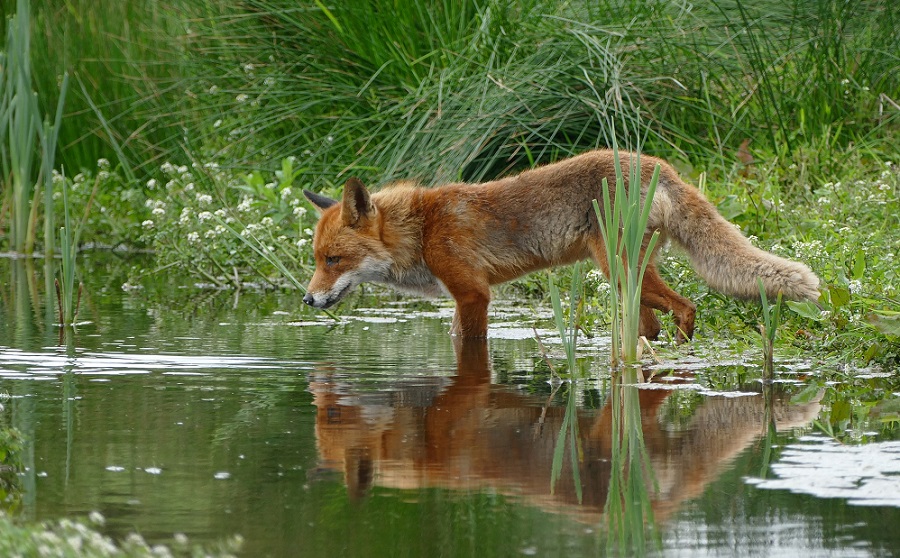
top-left (0, 255), bottom-right (898, 557)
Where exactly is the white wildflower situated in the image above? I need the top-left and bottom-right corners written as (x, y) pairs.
top-left (187, 232), bottom-right (200, 243)
top-left (236, 93), bottom-right (249, 103)
top-left (280, 186), bottom-right (293, 200)
top-left (142, 220), bottom-right (154, 229)
top-left (214, 208), bottom-right (227, 217)
top-left (304, 228), bottom-right (314, 236)
top-left (293, 206), bottom-right (307, 217)
top-left (196, 193), bottom-right (213, 205)
top-left (97, 158), bottom-right (110, 169)
top-left (161, 162), bottom-right (176, 175)
top-left (261, 216), bottom-right (274, 227)
top-left (237, 196), bottom-right (253, 212)
top-left (184, 182), bottom-right (195, 192)
top-left (297, 238), bottom-right (309, 248)
top-left (197, 211), bottom-right (213, 222)
top-left (214, 119), bottom-right (223, 128)
top-left (264, 77), bottom-right (276, 87)
top-left (152, 207), bottom-right (165, 217)
top-left (179, 207), bottom-right (192, 224)
top-left (146, 178), bottom-right (158, 189)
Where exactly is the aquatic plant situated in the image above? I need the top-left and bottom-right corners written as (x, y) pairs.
top-left (548, 261), bottom-right (585, 500)
top-left (757, 277), bottom-right (784, 378)
top-left (594, 138), bottom-right (660, 365)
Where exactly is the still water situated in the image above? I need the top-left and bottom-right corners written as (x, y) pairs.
top-left (0, 255), bottom-right (898, 557)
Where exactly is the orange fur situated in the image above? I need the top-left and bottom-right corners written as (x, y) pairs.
top-left (303, 149), bottom-right (819, 341)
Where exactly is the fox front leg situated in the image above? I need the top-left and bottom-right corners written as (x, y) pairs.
top-left (449, 289), bottom-right (491, 338)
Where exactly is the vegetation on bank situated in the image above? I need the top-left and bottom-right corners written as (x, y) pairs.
top-left (0, 0), bottom-right (898, 364)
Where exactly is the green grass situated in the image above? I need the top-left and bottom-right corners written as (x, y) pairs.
top-left (2, 0), bottom-right (898, 365)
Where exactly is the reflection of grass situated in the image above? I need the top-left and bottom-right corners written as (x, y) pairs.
top-left (605, 367), bottom-right (660, 555)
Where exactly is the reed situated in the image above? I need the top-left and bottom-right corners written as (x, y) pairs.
top-left (548, 262), bottom-right (585, 500)
top-left (593, 139), bottom-right (660, 366)
top-left (1, 0), bottom-right (40, 254)
top-left (757, 277), bottom-right (784, 379)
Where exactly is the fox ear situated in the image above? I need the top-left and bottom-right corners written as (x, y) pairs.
top-left (303, 189), bottom-right (338, 214)
top-left (342, 177), bottom-right (376, 227)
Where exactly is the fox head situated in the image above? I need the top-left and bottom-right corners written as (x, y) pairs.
top-left (302, 179), bottom-right (392, 309)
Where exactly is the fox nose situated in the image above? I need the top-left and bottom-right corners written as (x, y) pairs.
top-left (302, 293), bottom-right (315, 306)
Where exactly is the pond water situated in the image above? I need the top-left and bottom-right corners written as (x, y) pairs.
top-left (0, 254), bottom-right (898, 557)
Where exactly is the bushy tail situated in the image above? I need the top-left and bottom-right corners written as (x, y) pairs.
top-left (657, 180), bottom-right (820, 302)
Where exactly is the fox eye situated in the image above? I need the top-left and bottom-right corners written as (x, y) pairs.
top-left (325, 256), bottom-right (341, 266)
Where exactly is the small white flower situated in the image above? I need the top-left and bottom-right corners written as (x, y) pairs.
top-left (161, 162), bottom-right (176, 175)
top-left (214, 208), bottom-right (227, 217)
top-left (304, 228), bottom-right (314, 236)
top-left (74, 172), bottom-right (86, 184)
top-left (98, 170), bottom-right (110, 181)
top-left (152, 207), bottom-right (165, 217)
top-left (187, 232), bottom-right (200, 243)
top-left (88, 511), bottom-right (105, 525)
top-left (280, 187), bottom-right (293, 200)
top-left (243, 63), bottom-right (254, 73)
top-left (265, 182), bottom-right (277, 190)
top-left (208, 85), bottom-right (219, 94)
top-left (146, 178), bottom-right (158, 189)
top-left (236, 93), bottom-right (249, 103)
top-left (97, 158), bottom-right (110, 169)
top-left (297, 238), bottom-right (309, 248)
top-left (260, 216), bottom-right (274, 226)
top-left (198, 211), bottom-right (213, 222)
top-left (204, 229), bottom-right (218, 239)
top-left (184, 182), bottom-right (195, 192)
top-left (196, 193), bottom-right (213, 205)
top-left (293, 206), bottom-right (307, 217)
top-left (179, 208), bottom-right (192, 224)
top-left (142, 220), bottom-right (155, 229)
top-left (213, 119), bottom-right (223, 128)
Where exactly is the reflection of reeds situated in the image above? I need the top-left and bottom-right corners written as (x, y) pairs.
top-left (593, 140), bottom-right (660, 365)
top-left (548, 261), bottom-right (585, 501)
top-left (605, 366), bottom-right (660, 555)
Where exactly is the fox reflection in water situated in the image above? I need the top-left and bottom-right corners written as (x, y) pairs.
top-left (310, 339), bottom-right (821, 519)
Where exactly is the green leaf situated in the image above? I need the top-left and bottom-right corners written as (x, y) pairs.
top-left (786, 300), bottom-right (822, 320)
top-left (828, 285), bottom-right (851, 308)
top-left (852, 249), bottom-right (866, 281)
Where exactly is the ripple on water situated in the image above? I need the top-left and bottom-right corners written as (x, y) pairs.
top-left (746, 435), bottom-right (900, 507)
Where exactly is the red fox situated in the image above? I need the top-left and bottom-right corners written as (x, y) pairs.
top-left (302, 149), bottom-right (819, 341)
